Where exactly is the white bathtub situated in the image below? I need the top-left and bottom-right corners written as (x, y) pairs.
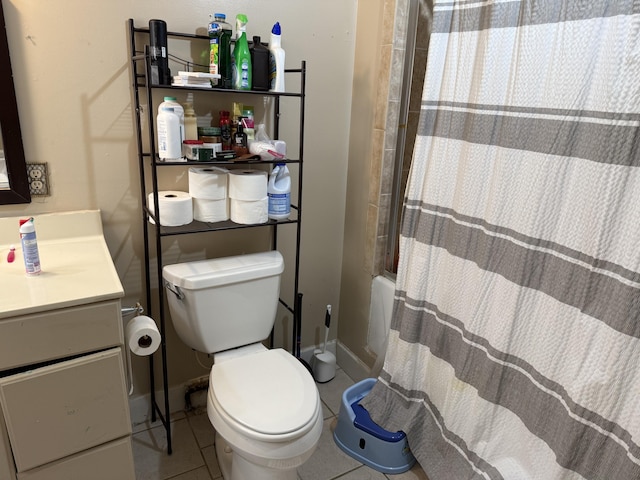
top-left (367, 275), bottom-right (396, 376)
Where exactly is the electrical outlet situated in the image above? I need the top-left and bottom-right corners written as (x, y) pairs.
top-left (27, 163), bottom-right (49, 196)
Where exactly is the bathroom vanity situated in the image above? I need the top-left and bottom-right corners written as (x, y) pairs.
top-left (0, 211), bottom-right (134, 480)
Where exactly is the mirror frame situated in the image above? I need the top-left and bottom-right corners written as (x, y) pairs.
top-left (0, 1), bottom-right (30, 204)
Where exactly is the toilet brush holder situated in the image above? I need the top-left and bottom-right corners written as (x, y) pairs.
top-left (312, 349), bottom-right (336, 383)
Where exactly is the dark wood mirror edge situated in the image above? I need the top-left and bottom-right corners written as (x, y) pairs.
top-left (0, 1), bottom-right (30, 204)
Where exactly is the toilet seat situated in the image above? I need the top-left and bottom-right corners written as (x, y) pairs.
top-left (210, 348), bottom-right (319, 441)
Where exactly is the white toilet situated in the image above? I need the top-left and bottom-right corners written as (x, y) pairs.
top-left (162, 251), bottom-right (322, 480)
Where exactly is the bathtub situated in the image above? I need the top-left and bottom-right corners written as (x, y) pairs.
top-left (367, 275), bottom-right (396, 376)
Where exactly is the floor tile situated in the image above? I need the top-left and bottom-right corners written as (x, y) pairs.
top-left (187, 409), bottom-right (216, 449)
top-left (338, 465), bottom-right (388, 479)
top-left (132, 418), bottom-right (205, 480)
top-left (168, 466), bottom-right (213, 480)
top-left (320, 400), bottom-right (333, 419)
top-left (389, 463), bottom-right (430, 479)
top-left (201, 444), bottom-right (223, 479)
top-left (297, 417), bottom-right (362, 480)
top-left (132, 410), bottom-right (187, 434)
top-left (316, 368), bottom-right (357, 416)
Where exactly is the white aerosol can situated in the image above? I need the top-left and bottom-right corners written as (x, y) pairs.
top-left (19, 217), bottom-right (41, 275)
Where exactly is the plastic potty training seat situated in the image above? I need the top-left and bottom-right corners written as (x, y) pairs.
top-left (209, 348), bottom-right (320, 441)
top-left (333, 378), bottom-right (416, 474)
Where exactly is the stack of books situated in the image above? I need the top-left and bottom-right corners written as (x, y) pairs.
top-left (172, 71), bottom-right (220, 88)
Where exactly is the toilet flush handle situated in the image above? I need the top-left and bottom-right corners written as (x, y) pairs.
top-left (164, 281), bottom-right (184, 300)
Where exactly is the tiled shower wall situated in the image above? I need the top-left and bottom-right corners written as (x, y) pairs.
top-left (367, 0), bottom-right (431, 275)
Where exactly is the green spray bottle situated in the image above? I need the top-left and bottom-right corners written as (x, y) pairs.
top-left (232, 14), bottom-right (252, 90)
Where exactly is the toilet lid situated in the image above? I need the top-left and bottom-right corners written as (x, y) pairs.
top-left (210, 349), bottom-right (319, 436)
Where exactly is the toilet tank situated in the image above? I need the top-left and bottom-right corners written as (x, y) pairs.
top-left (162, 251), bottom-right (284, 354)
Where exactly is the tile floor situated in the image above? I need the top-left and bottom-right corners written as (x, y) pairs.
top-left (132, 367), bottom-right (429, 480)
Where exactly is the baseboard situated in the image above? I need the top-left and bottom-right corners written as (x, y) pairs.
top-left (129, 382), bottom-right (198, 427)
top-left (335, 340), bottom-right (372, 383)
top-left (300, 339), bottom-right (336, 364)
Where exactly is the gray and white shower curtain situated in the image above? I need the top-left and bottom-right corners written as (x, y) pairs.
top-left (362, 1), bottom-right (640, 479)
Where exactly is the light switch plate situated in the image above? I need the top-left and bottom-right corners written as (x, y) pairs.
top-left (27, 163), bottom-right (49, 196)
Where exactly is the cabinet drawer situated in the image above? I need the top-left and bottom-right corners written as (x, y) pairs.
top-left (16, 436), bottom-right (135, 480)
top-left (0, 348), bottom-right (131, 472)
top-left (0, 300), bottom-right (122, 371)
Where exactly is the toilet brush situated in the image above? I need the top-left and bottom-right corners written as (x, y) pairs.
top-left (312, 305), bottom-right (336, 383)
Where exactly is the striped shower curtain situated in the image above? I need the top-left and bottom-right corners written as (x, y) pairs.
top-left (361, 1), bottom-right (640, 479)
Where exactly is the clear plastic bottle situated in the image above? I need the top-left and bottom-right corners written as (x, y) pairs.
top-left (209, 13), bottom-right (233, 88)
top-left (233, 14), bottom-right (252, 90)
top-left (183, 103), bottom-right (198, 140)
top-left (216, 14), bottom-right (233, 89)
top-left (157, 107), bottom-right (182, 160)
top-left (268, 163), bottom-right (291, 220)
top-left (208, 15), bottom-right (221, 76)
top-left (268, 22), bottom-right (285, 92)
top-left (19, 218), bottom-right (41, 275)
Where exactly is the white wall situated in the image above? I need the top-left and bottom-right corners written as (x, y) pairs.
top-left (0, 0), bottom-right (357, 398)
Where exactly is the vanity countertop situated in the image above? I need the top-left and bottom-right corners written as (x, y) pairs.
top-left (0, 210), bottom-right (124, 319)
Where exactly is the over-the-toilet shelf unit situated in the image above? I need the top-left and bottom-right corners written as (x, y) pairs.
top-left (127, 18), bottom-right (306, 454)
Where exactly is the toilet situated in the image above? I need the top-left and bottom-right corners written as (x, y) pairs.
top-left (163, 251), bottom-right (322, 480)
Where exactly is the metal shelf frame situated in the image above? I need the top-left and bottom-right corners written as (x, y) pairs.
top-left (127, 19), bottom-right (306, 454)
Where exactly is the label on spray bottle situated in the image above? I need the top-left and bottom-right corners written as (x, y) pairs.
top-left (19, 218), bottom-right (41, 275)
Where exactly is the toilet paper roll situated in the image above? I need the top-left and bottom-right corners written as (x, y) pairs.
top-left (230, 197), bottom-right (268, 224)
top-left (189, 167), bottom-right (228, 200)
top-left (193, 197), bottom-right (229, 222)
top-left (125, 315), bottom-right (161, 356)
top-left (148, 191), bottom-right (193, 226)
top-left (228, 169), bottom-right (268, 201)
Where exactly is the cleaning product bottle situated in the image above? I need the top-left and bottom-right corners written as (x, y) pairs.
top-left (250, 36), bottom-right (270, 91)
top-left (268, 22), bottom-right (285, 92)
top-left (233, 14), bottom-right (252, 90)
top-left (158, 97), bottom-right (184, 141)
top-left (268, 163), bottom-right (291, 220)
top-left (19, 218), bottom-right (41, 276)
top-left (157, 107), bottom-right (182, 160)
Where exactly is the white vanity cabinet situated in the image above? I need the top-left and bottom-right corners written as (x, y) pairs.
top-left (0, 211), bottom-right (135, 480)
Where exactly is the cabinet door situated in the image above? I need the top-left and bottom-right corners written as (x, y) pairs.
top-left (17, 436), bottom-right (135, 480)
top-left (0, 348), bottom-right (131, 472)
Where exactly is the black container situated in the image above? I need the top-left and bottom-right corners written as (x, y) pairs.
top-left (149, 19), bottom-right (171, 85)
top-left (250, 36), bottom-right (270, 91)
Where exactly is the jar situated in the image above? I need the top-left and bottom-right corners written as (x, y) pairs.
top-left (182, 140), bottom-right (204, 160)
top-left (219, 111), bottom-right (232, 150)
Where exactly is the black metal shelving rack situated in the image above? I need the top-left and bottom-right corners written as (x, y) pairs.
top-left (128, 19), bottom-right (306, 454)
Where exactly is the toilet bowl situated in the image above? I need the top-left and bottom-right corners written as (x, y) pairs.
top-left (162, 252), bottom-right (322, 479)
top-left (207, 346), bottom-right (322, 479)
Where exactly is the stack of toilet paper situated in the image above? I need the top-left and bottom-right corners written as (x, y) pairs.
top-left (188, 167), bottom-right (229, 222)
top-left (147, 168), bottom-right (269, 226)
top-left (228, 169), bottom-right (268, 224)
